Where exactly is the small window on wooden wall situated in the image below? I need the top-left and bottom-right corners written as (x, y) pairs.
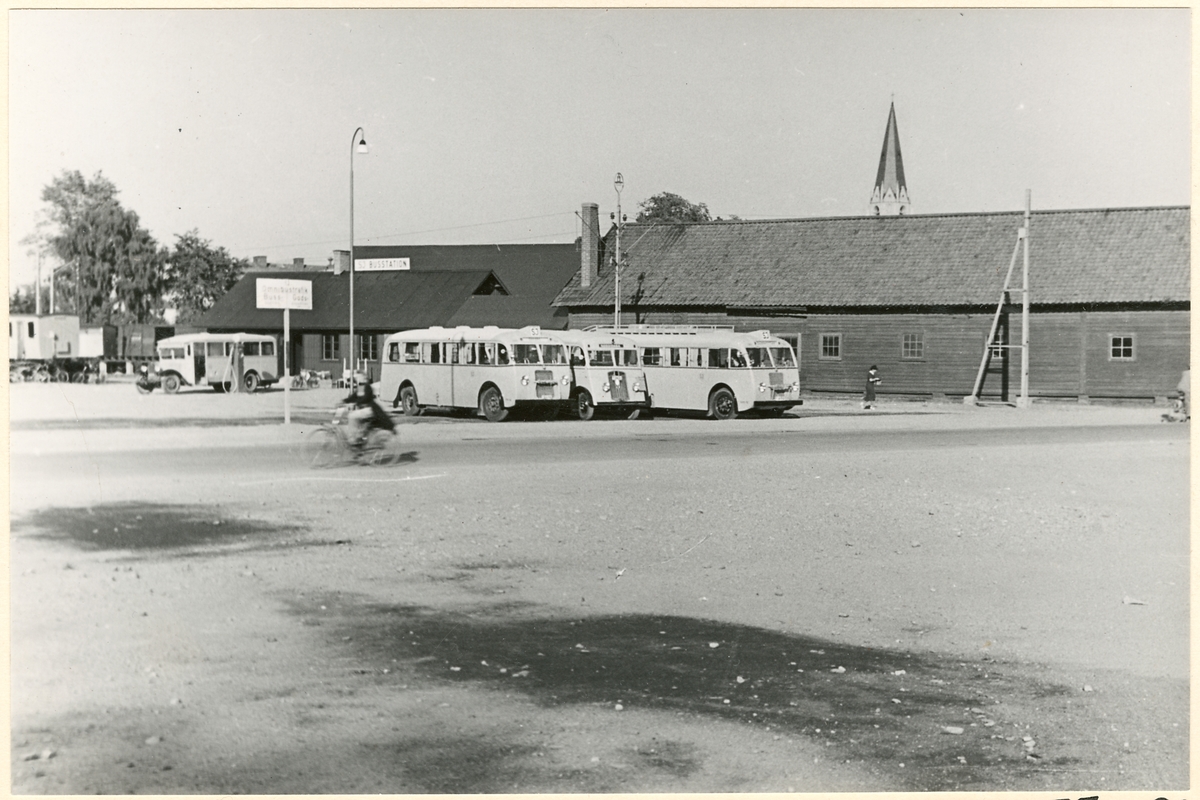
top-left (819, 333), bottom-right (842, 360)
top-left (1109, 334), bottom-right (1136, 361)
top-left (901, 332), bottom-right (925, 360)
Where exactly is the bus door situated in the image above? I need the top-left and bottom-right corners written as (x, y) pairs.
top-left (191, 344), bottom-right (204, 384)
top-left (450, 340), bottom-right (477, 407)
top-left (204, 341), bottom-right (229, 385)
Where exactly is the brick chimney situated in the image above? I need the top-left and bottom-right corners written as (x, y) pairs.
top-left (333, 250), bottom-right (350, 275)
top-left (580, 202), bottom-right (599, 289)
top-left (293, 257), bottom-right (306, 269)
top-left (252, 255), bottom-right (268, 270)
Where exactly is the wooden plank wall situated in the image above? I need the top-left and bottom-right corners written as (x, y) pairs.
top-left (568, 308), bottom-right (1189, 400)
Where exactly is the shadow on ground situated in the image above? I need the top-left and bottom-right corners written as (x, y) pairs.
top-left (12, 502), bottom-right (304, 551)
top-left (288, 593), bottom-right (1114, 791)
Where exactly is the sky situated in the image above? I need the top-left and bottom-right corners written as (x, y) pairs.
top-left (7, 8), bottom-right (1191, 292)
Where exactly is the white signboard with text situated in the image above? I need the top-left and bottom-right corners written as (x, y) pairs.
top-left (356, 257), bottom-right (410, 272)
top-left (256, 278), bottom-right (313, 310)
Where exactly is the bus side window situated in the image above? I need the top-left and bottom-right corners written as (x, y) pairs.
top-left (669, 348), bottom-right (682, 367)
top-left (480, 343), bottom-right (495, 365)
top-left (387, 343), bottom-right (400, 363)
top-left (709, 348), bottom-right (730, 368)
top-left (642, 347), bottom-right (660, 366)
top-left (497, 344), bottom-right (510, 365)
top-left (244, 342), bottom-right (260, 356)
top-left (731, 349), bottom-right (747, 368)
top-left (570, 347), bottom-right (585, 366)
top-left (207, 342), bottom-right (224, 357)
top-left (690, 349), bottom-right (702, 367)
top-left (262, 341), bottom-right (275, 356)
top-left (403, 342), bottom-right (419, 362)
top-left (463, 343), bottom-right (477, 365)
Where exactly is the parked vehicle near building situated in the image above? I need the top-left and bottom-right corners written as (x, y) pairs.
top-left (556, 329), bottom-right (648, 420)
top-left (586, 325), bottom-right (802, 419)
top-left (380, 325), bottom-right (572, 422)
top-left (150, 332), bottom-right (279, 393)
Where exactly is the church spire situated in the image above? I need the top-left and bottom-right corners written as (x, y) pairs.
top-left (870, 101), bottom-right (910, 216)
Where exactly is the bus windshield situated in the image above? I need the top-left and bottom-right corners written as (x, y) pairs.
top-left (540, 344), bottom-right (567, 365)
top-left (747, 347), bottom-right (771, 367)
top-left (770, 347), bottom-right (796, 367)
top-left (513, 344), bottom-right (540, 364)
top-left (589, 349), bottom-right (614, 367)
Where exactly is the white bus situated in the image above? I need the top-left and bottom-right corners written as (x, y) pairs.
top-left (586, 325), bottom-right (801, 419)
top-left (153, 332), bottom-right (279, 394)
top-left (380, 326), bottom-right (573, 422)
top-left (556, 329), bottom-right (649, 420)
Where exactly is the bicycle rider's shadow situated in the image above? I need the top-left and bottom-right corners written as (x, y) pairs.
top-left (382, 450), bottom-right (420, 466)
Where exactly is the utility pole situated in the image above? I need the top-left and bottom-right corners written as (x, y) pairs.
top-left (1017, 190), bottom-right (1031, 408)
top-left (613, 173), bottom-right (624, 328)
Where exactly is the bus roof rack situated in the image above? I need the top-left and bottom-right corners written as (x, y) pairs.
top-left (584, 324), bottom-right (736, 334)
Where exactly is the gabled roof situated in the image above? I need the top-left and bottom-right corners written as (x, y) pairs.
top-left (199, 270), bottom-right (499, 331)
top-left (553, 206), bottom-right (1189, 309)
top-left (201, 241), bottom-right (582, 332)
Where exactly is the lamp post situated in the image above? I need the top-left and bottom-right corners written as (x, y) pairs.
top-left (612, 172), bottom-right (624, 328)
top-left (349, 126), bottom-right (368, 387)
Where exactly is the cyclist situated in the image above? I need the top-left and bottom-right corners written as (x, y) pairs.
top-left (342, 372), bottom-right (395, 446)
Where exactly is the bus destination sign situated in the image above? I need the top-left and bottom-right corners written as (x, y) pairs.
top-left (256, 278), bottom-right (313, 310)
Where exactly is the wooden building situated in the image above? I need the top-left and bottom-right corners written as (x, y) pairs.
top-left (199, 243), bottom-right (578, 381)
top-left (554, 205), bottom-right (1189, 402)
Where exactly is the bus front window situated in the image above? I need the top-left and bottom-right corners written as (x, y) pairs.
top-left (747, 347), bottom-right (770, 367)
top-left (514, 344), bottom-right (539, 364)
top-left (589, 349), bottom-right (614, 367)
top-left (770, 347), bottom-right (796, 367)
top-left (497, 344), bottom-right (510, 365)
top-left (541, 344), bottom-right (567, 365)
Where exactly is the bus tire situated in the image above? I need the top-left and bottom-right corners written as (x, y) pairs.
top-left (480, 386), bottom-right (508, 422)
top-left (243, 371), bottom-right (260, 393)
top-left (162, 374), bottom-right (182, 394)
top-left (575, 390), bottom-right (595, 421)
top-left (399, 385), bottom-right (421, 416)
top-left (708, 387), bottom-right (737, 420)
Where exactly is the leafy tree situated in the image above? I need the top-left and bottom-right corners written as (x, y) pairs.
top-left (165, 230), bottom-right (248, 324)
top-left (37, 170), bottom-right (168, 324)
top-left (635, 192), bottom-right (712, 224)
top-left (9, 285), bottom-right (40, 314)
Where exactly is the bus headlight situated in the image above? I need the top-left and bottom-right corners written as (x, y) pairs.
top-left (521, 375), bottom-right (530, 386)
top-left (759, 383), bottom-right (767, 393)
top-left (633, 382), bottom-right (643, 393)
top-left (561, 375), bottom-right (570, 386)
top-left (602, 382), bottom-right (610, 393)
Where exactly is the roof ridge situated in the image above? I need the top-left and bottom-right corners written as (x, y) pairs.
top-left (618, 205), bottom-right (1188, 228)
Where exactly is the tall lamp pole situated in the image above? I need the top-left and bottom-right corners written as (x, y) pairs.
top-left (349, 127), bottom-right (369, 387)
top-left (612, 172), bottom-right (624, 328)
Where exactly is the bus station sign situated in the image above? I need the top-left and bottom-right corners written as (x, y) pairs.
top-left (256, 278), bottom-right (312, 310)
top-left (356, 257), bottom-right (410, 272)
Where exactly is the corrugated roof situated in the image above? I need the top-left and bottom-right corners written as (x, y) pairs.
top-left (553, 207), bottom-right (1189, 309)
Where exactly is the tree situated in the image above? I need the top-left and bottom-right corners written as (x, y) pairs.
top-left (37, 170), bottom-right (168, 324)
top-left (165, 230), bottom-right (248, 324)
top-left (635, 192), bottom-right (712, 224)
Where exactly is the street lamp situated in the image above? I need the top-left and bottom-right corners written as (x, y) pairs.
top-left (612, 173), bottom-right (624, 328)
top-left (349, 127), bottom-right (368, 387)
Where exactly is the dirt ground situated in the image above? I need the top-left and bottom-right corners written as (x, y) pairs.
top-left (6, 382), bottom-right (1191, 794)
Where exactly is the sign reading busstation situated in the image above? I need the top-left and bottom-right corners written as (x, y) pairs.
top-left (356, 257), bottom-right (410, 272)
top-left (256, 278), bottom-right (313, 310)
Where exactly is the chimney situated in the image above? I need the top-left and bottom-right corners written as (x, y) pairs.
top-left (293, 257), bottom-right (306, 270)
top-left (333, 250), bottom-right (350, 275)
top-left (580, 202), bottom-right (599, 289)
top-left (252, 255), bottom-right (268, 270)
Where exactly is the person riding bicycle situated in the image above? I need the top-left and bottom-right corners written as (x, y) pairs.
top-left (342, 373), bottom-right (395, 446)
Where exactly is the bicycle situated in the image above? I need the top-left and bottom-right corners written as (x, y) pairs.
top-left (303, 406), bottom-right (398, 467)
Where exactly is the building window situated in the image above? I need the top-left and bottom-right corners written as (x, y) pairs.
top-left (819, 333), bottom-right (842, 360)
top-left (1110, 334), bottom-right (1136, 361)
top-left (358, 335), bottom-right (378, 362)
top-left (901, 332), bottom-right (924, 360)
top-left (321, 334), bottom-right (340, 361)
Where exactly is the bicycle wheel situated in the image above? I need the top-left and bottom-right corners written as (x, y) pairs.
top-left (361, 429), bottom-right (395, 466)
top-left (304, 426), bottom-right (343, 468)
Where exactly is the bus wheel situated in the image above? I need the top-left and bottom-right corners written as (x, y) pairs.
top-left (480, 386), bottom-right (508, 422)
top-left (162, 374), bottom-right (181, 394)
top-left (400, 385), bottom-right (421, 416)
top-left (575, 390), bottom-right (595, 421)
top-left (709, 387), bottom-right (737, 420)
top-left (243, 372), bottom-right (260, 393)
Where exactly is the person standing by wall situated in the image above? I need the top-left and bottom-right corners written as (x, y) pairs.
top-left (863, 365), bottom-right (881, 410)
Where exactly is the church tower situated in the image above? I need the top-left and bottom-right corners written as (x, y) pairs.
top-left (869, 102), bottom-right (910, 216)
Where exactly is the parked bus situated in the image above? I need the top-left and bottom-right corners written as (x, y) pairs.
top-left (556, 329), bottom-right (649, 420)
top-left (380, 326), bottom-right (572, 422)
top-left (586, 325), bottom-right (801, 419)
top-left (152, 332), bottom-right (279, 394)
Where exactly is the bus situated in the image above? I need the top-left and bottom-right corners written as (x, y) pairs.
top-left (556, 329), bottom-right (649, 420)
top-left (586, 325), bottom-right (801, 419)
top-left (380, 326), bottom-right (573, 422)
top-left (153, 332), bottom-right (280, 394)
